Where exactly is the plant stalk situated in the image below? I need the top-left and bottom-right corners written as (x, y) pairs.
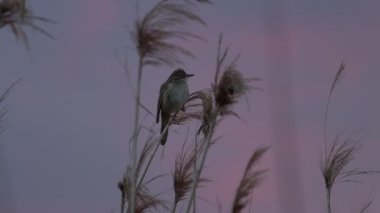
top-left (326, 188), bottom-right (331, 213)
top-left (130, 57), bottom-right (143, 213)
top-left (121, 192), bottom-right (125, 213)
top-left (137, 118), bottom-right (172, 190)
top-left (171, 199), bottom-right (178, 213)
top-left (193, 136), bottom-right (197, 213)
top-left (137, 141), bottom-right (160, 189)
top-left (185, 107), bottom-right (219, 213)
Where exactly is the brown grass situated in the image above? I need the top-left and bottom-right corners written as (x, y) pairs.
top-left (131, 0), bottom-right (205, 67)
top-left (232, 146), bottom-right (269, 213)
top-left (320, 133), bottom-right (379, 213)
top-left (172, 145), bottom-right (196, 212)
top-left (321, 62), bottom-right (379, 213)
top-left (0, 0), bottom-right (54, 48)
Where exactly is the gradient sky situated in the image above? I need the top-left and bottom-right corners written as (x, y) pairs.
top-left (1, 0), bottom-right (380, 212)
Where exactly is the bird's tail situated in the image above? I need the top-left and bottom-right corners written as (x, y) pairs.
top-left (160, 113), bottom-right (170, 145)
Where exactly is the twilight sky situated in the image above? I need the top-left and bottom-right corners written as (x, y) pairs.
top-left (1, 0), bottom-right (380, 213)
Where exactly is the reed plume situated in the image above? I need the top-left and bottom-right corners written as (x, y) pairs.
top-left (172, 146), bottom-right (196, 213)
top-left (320, 62), bottom-right (379, 213)
top-left (232, 146), bottom-right (269, 213)
top-left (131, 0), bottom-right (205, 66)
top-left (0, 0), bottom-right (54, 48)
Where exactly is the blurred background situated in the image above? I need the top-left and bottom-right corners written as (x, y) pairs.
top-left (1, 0), bottom-right (380, 212)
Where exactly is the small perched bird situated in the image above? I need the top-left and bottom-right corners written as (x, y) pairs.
top-left (156, 69), bottom-right (194, 145)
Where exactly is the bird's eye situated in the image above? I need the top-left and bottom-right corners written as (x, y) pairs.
top-left (228, 87), bottom-right (234, 95)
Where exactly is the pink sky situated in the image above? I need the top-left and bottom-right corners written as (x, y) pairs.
top-left (1, 0), bottom-right (380, 212)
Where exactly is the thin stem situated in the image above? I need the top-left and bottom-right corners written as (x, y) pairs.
top-left (323, 93), bottom-right (332, 162)
top-left (214, 34), bottom-right (222, 86)
top-left (249, 189), bottom-right (253, 213)
top-left (121, 192), bottom-right (125, 213)
top-left (185, 107), bottom-right (219, 213)
top-left (326, 188), bottom-right (331, 213)
top-left (193, 136), bottom-right (197, 213)
top-left (324, 62), bottom-right (345, 163)
top-left (171, 199), bottom-right (177, 213)
top-left (130, 57), bottom-right (143, 213)
top-left (137, 117), bottom-right (172, 190)
top-left (137, 141), bottom-right (160, 189)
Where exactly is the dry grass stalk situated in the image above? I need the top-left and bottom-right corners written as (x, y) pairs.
top-left (127, 1), bottom-right (205, 211)
top-left (321, 62), bottom-right (379, 213)
top-left (232, 146), bottom-right (269, 213)
top-left (184, 0), bottom-right (213, 4)
top-left (136, 116), bottom-right (177, 193)
top-left (136, 129), bottom-right (158, 177)
top-left (0, 78), bottom-right (22, 133)
top-left (120, 123), bottom-right (165, 213)
top-left (323, 62), bottom-right (346, 157)
top-left (184, 94), bottom-right (218, 213)
top-left (0, 0), bottom-right (54, 48)
top-left (185, 34), bottom-right (255, 213)
top-left (359, 195), bottom-right (373, 213)
top-left (118, 169), bottom-right (131, 213)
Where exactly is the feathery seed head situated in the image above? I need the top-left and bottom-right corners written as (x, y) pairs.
top-left (216, 69), bottom-right (249, 108)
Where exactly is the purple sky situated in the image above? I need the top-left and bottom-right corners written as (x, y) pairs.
top-left (1, 0), bottom-right (380, 212)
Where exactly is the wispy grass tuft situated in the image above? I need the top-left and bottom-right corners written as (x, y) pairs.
top-left (232, 146), bottom-right (269, 213)
top-left (212, 34), bottom-right (256, 117)
top-left (173, 149), bottom-right (194, 205)
top-left (320, 62), bottom-right (379, 213)
top-left (131, 0), bottom-right (206, 67)
top-left (134, 189), bottom-right (167, 213)
top-left (0, 0), bottom-right (54, 48)
top-left (118, 167), bottom-right (167, 213)
top-left (0, 78), bottom-right (22, 133)
top-left (172, 145), bottom-right (195, 212)
top-left (320, 133), bottom-right (379, 213)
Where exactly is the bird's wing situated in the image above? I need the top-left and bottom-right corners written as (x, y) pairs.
top-left (156, 95), bottom-right (161, 124)
top-left (156, 82), bottom-right (167, 123)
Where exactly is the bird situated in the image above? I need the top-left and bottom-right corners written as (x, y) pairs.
top-left (156, 69), bottom-right (194, 145)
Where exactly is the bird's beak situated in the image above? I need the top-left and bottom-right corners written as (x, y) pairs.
top-left (186, 73), bottom-right (194, 78)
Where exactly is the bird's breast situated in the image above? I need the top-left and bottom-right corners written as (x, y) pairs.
top-left (162, 82), bottom-right (189, 113)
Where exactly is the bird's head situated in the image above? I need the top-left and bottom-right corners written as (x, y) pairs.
top-left (169, 69), bottom-right (194, 80)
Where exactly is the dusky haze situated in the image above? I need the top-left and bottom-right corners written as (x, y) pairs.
top-left (1, 0), bottom-right (380, 212)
